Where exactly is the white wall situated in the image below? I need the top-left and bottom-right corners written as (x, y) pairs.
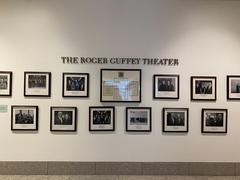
top-left (0, 0), bottom-right (240, 162)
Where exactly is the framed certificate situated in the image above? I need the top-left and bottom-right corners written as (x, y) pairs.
top-left (100, 69), bottom-right (141, 102)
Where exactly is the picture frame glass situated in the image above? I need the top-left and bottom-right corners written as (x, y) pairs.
top-left (126, 107), bottom-right (151, 131)
top-left (101, 69), bottom-right (141, 102)
top-left (227, 76), bottom-right (240, 99)
top-left (0, 72), bottom-right (11, 96)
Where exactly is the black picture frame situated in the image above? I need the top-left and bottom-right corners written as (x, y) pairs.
top-left (191, 76), bottom-right (216, 101)
top-left (126, 107), bottom-right (152, 132)
top-left (24, 72), bottom-right (51, 97)
top-left (62, 73), bottom-right (89, 97)
top-left (89, 106), bottom-right (115, 131)
top-left (100, 69), bottom-right (141, 102)
top-left (11, 105), bottom-right (38, 131)
top-left (227, 75), bottom-right (240, 100)
top-left (153, 74), bottom-right (179, 99)
top-left (0, 71), bottom-right (12, 96)
top-left (162, 108), bottom-right (189, 133)
top-left (50, 106), bottom-right (77, 132)
top-left (201, 108), bottom-right (228, 133)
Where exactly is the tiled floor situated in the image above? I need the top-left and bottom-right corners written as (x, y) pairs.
top-left (0, 176), bottom-right (238, 180)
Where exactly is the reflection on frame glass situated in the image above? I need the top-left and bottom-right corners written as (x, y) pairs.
top-left (100, 69), bottom-right (141, 102)
top-left (227, 75), bottom-right (240, 100)
top-left (163, 108), bottom-right (189, 133)
top-left (126, 107), bottom-right (151, 132)
top-left (0, 71), bottom-right (12, 96)
top-left (11, 105), bottom-right (38, 131)
top-left (24, 72), bottom-right (51, 97)
top-left (201, 109), bottom-right (228, 133)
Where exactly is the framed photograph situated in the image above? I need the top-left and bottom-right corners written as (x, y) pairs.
top-left (89, 106), bottom-right (115, 131)
top-left (50, 107), bottom-right (77, 132)
top-left (0, 71), bottom-right (12, 96)
top-left (191, 76), bottom-right (216, 101)
top-left (163, 108), bottom-right (189, 132)
top-left (24, 72), bottom-right (51, 97)
top-left (153, 74), bottom-right (179, 99)
top-left (62, 73), bottom-right (89, 97)
top-left (227, 75), bottom-right (240, 100)
top-left (100, 69), bottom-right (141, 102)
top-left (11, 106), bottom-right (38, 131)
top-left (126, 107), bottom-right (151, 132)
top-left (202, 109), bottom-right (228, 133)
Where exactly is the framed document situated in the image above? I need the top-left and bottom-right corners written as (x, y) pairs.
top-left (24, 72), bottom-right (51, 97)
top-left (191, 76), bottom-right (216, 101)
top-left (202, 109), bottom-right (227, 133)
top-left (227, 75), bottom-right (240, 100)
top-left (62, 73), bottom-right (89, 97)
top-left (0, 71), bottom-right (12, 96)
top-left (100, 69), bottom-right (141, 102)
top-left (153, 74), bottom-right (179, 99)
top-left (126, 107), bottom-right (151, 132)
top-left (11, 105), bottom-right (38, 131)
top-left (162, 108), bottom-right (189, 133)
top-left (50, 106), bottom-right (77, 132)
top-left (89, 106), bottom-right (115, 131)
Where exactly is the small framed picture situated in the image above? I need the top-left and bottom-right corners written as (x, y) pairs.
top-left (11, 106), bottom-right (38, 131)
top-left (126, 107), bottom-right (151, 132)
top-left (0, 71), bottom-right (12, 96)
top-left (163, 108), bottom-right (189, 132)
top-left (202, 109), bottom-right (228, 133)
top-left (153, 74), bottom-right (179, 99)
top-left (24, 72), bottom-right (51, 97)
top-left (227, 75), bottom-right (240, 100)
top-left (89, 106), bottom-right (115, 131)
top-left (191, 76), bottom-right (216, 101)
top-left (50, 107), bottom-right (77, 132)
top-left (62, 73), bottom-right (89, 97)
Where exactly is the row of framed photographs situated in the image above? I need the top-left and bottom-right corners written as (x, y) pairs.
top-left (11, 106), bottom-right (228, 133)
top-left (1, 70), bottom-right (240, 101)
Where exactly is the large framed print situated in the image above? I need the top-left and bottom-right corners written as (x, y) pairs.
top-left (62, 73), bottom-right (89, 97)
top-left (11, 106), bottom-right (38, 131)
top-left (126, 107), bottom-right (151, 132)
top-left (0, 71), bottom-right (12, 96)
top-left (24, 72), bottom-right (51, 97)
top-left (153, 74), bottom-right (179, 99)
top-left (191, 76), bottom-right (216, 101)
top-left (89, 106), bottom-right (115, 131)
top-left (50, 107), bottom-right (77, 132)
top-left (202, 109), bottom-right (228, 133)
top-left (163, 108), bottom-right (189, 133)
top-left (227, 75), bottom-right (240, 100)
top-left (100, 69), bottom-right (141, 102)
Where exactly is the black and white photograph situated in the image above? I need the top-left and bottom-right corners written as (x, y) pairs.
top-left (126, 107), bottom-right (151, 132)
top-left (11, 106), bottom-right (38, 131)
top-left (227, 75), bottom-right (240, 100)
top-left (191, 76), bottom-right (216, 101)
top-left (62, 73), bottom-right (89, 97)
top-left (89, 106), bottom-right (115, 131)
top-left (0, 71), bottom-right (12, 96)
top-left (202, 109), bottom-right (228, 133)
top-left (50, 107), bottom-right (77, 131)
top-left (153, 74), bottom-right (179, 99)
top-left (163, 108), bottom-right (189, 132)
top-left (24, 72), bottom-right (51, 97)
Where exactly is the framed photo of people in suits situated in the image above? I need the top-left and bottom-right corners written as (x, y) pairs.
top-left (50, 107), bottom-right (77, 132)
top-left (62, 73), bottom-right (89, 97)
top-left (24, 72), bottom-right (51, 97)
top-left (227, 75), bottom-right (240, 100)
top-left (11, 105), bottom-right (38, 131)
top-left (162, 108), bottom-right (189, 133)
top-left (153, 74), bottom-right (179, 99)
top-left (202, 109), bottom-right (228, 133)
top-left (89, 106), bottom-right (115, 131)
top-left (191, 76), bottom-right (216, 101)
top-left (0, 71), bottom-right (12, 96)
top-left (126, 107), bottom-right (151, 132)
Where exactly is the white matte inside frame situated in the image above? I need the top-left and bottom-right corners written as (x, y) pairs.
top-left (228, 77), bottom-right (240, 99)
top-left (192, 78), bottom-right (216, 100)
top-left (90, 108), bottom-right (114, 130)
